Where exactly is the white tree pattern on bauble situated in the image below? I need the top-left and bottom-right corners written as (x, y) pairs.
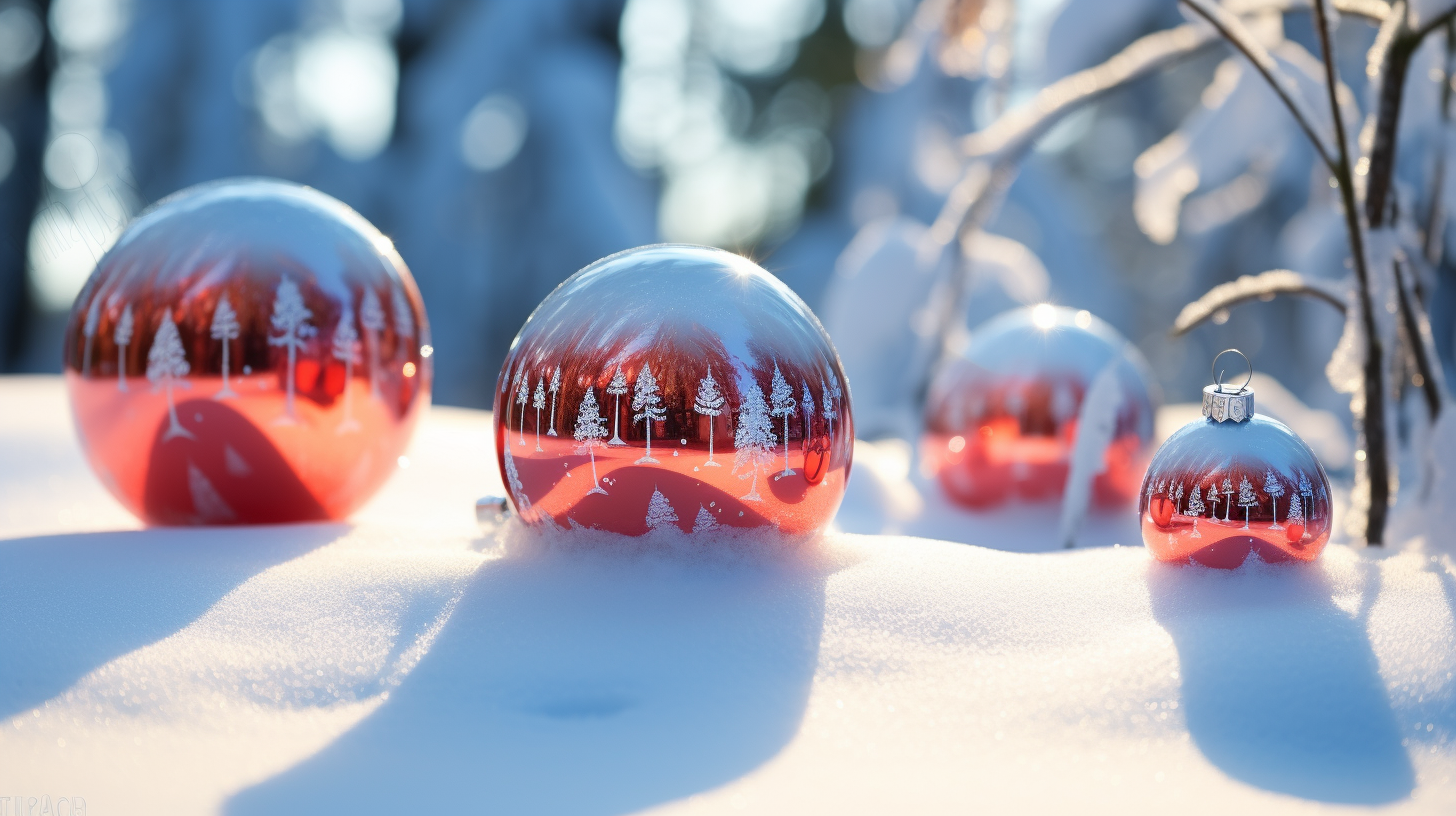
top-left (147, 311), bottom-right (193, 441)
top-left (1263, 469), bottom-right (1285, 530)
top-left (769, 362), bottom-right (797, 477)
top-left (632, 362), bottom-right (666, 464)
top-left (360, 288), bottom-right (386, 400)
top-left (694, 365), bottom-right (725, 466)
top-left (114, 303), bottom-right (133, 392)
top-left (547, 365), bottom-right (561, 436)
top-left (645, 486), bottom-right (678, 531)
top-left (210, 293), bottom-right (240, 399)
top-left (734, 382), bottom-right (775, 501)
top-left (573, 386), bottom-right (609, 495)
top-left (332, 302), bottom-right (361, 433)
top-left (268, 277), bottom-right (316, 422)
top-left (1237, 475), bottom-right (1258, 529)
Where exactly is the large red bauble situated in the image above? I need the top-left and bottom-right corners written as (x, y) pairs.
top-left (923, 305), bottom-right (1157, 509)
top-left (63, 179), bottom-right (431, 525)
top-left (1140, 412), bottom-right (1332, 569)
top-left (494, 245), bottom-right (853, 538)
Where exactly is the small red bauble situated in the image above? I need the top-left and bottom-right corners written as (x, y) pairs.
top-left (923, 305), bottom-right (1158, 508)
top-left (1139, 351), bottom-right (1332, 568)
top-left (63, 178), bottom-right (431, 525)
top-left (494, 244), bottom-right (853, 537)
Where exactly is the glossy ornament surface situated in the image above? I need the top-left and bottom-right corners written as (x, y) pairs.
top-left (494, 244), bottom-right (852, 537)
top-left (64, 178), bottom-right (431, 525)
top-left (1139, 358), bottom-right (1331, 568)
top-left (923, 305), bottom-right (1157, 508)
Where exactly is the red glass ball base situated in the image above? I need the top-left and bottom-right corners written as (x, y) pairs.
top-left (1141, 515), bottom-right (1327, 570)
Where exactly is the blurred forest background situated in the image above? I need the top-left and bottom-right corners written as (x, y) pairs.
top-left (1, 0), bottom-right (1452, 440)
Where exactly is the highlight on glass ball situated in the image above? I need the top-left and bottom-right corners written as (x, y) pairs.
top-left (63, 178), bottom-right (432, 525)
top-left (923, 304), bottom-right (1157, 509)
top-left (494, 244), bottom-right (852, 538)
top-left (1139, 350), bottom-right (1332, 569)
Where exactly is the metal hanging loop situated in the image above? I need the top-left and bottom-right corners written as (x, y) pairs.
top-left (1211, 348), bottom-right (1252, 394)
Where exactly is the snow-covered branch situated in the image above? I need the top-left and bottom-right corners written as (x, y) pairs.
top-left (960, 24), bottom-right (1217, 161)
top-left (1180, 0), bottom-right (1339, 171)
top-left (1170, 270), bottom-right (1347, 336)
top-left (1228, 0), bottom-right (1392, 21)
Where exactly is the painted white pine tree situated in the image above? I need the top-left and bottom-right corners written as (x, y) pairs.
top-left (532, 376), bottom-right (546, 451)
top-left (769, 362), bottom-right (797, 477)
top-left (1221, 477), bottom-right (1235, 522)
top-left (645, 486), bottom-right (679, 531)
top-left (632, 362), bottom-right (666, 464)
top-left (606, 366), bottom-right (629, 446)
top-left (733, 382), bottom-right (776, 501)
top-left (1238, 475), bottom-right (1258, 529)
top-left (1186, 485), bottom-right (1206, 538)
top-left (391, 283), bottom-right (415, 361)
top-left (507, 366), bottom-right (524, 431)
top-left (147, 311), bottom-right (193, 441)
top-left (82, 294), bottom-right (101, 376)
top-left (359, 288), bottom-right (386, 400)
top-left (547, 365), bottom-right (561, 436)
top-left (1174, 482), bottom-right (1184, 515)
top-left (515, 371), bottom-right (529, 446)
top-left (1298, 472), bottom-right (1313, 520)
top-left (502, 443), bottom-right (532, 514)
top-left (210, 293), bottom-right (240, 399)
top-left (693, 365), bottom-right (725, 467)
top-left (114, 303), bottom-right (134, 392)
top-left (332, 304), bottom-right (362, 433)
top-left (573, 386), bottom-right (609, 495)
top-left (692, 504), bottom-right (719, 534)
top-left (1208, 480), bottom-right (1222, 521)
top-left (268, 277), bottom-right (316, 422)
top-left (826, 372), bottom-right (843, 437)
top-left (1286, 478), bottom-right (1306, 536)
top-left (1263, 469), bottom-right (1286, 530)
top-left (820, 376), bottom-right (834, 439)
top-left (801, 380), bottom-right (816, 440)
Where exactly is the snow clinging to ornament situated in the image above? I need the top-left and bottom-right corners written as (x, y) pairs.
top-left (493, 244), bottom-right (853, 538)
top-left (1140, 350), bottom-right (1332, 569)
top-left (923, 304), bottom-right (1158, 510)
top-left (64, 178), bottom-right (432, 525)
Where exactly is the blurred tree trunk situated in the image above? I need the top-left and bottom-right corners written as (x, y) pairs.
top-left (0, 0), bottom-right (51, 370)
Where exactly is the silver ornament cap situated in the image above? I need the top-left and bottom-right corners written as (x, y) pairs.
top-left (1202, 348), bottom-right (1254, 423)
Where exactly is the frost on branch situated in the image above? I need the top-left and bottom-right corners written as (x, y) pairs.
top-left (1134, 39), bottom-right (1338, 245)
top-left (1059, 356), bottom-right (1125, 548)
top-left (1180, 0), bottom-right (1341, 166)
top-left (961, 24), bottom-right (1218, 163)
top-left (959, 230), bottom-right (1050, 304)
top-left (1171, 270), bottom-right (1347, 336)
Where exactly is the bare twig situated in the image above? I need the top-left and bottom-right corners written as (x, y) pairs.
top-left (874, 0), bottom-right (954, 89)
top-left (1181, 0), bottom-right (1339, 171)
top-left (962, 23), bottom-right (1218, 161)
top-left (1365, 2), bottom-right (1412, 226)
top-left (1424, 22), bottom-right (1455, 264)
top-left (1227, 0), bottom-right (1392, 22)
top-left (1170, 270), bottom-right (1347, 336)
top-left (1313, 0), bottom-right (1390, 545)
top-left (1392, 256), bottom-right (1444, 417)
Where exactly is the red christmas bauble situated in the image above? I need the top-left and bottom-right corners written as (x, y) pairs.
top-left (1139, 357), bottom-right (1332, 568)
top-left (494, 244), bottom-right (853, 537)
top-left (923, 305), bottom-right (1157, 509)
top-left (63, 179), bottom-right (431, 525)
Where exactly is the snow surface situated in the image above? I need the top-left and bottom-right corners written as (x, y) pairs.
top-left (2, 375), bottom-right (1455, 814)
